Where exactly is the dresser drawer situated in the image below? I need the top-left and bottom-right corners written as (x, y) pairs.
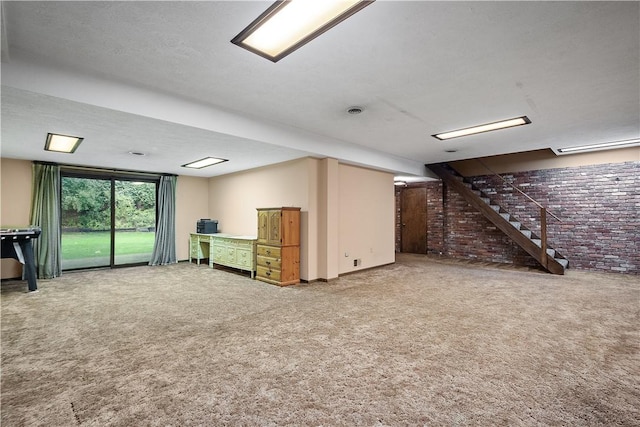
top-left (257, 255), bottom-right (281, 269)
top-left (257, 265), bottom-right (281, 281)
top-left (257, 245), bottom-right (281, 258)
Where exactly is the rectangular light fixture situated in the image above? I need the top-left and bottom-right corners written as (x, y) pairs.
top-left (556, 138), bottom-right (640, 154)
top-left (432, 116), bottom-right (531, 140)
top-left (44, 133), bottom-right (83, 153)
top-left (231, 0), bottom-right (375, 62)
top-left (181, 157), bottom-right (228, 169)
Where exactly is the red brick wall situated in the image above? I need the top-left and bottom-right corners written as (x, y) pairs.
top-left (395, 186), bottom-right (402, 252)
top-left (426, 182), bottom-right (445, 255)
top-left (395, 161), bottom-right (639, 274)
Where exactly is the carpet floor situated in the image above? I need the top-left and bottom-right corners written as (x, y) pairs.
top-left (1, 254), bottom-right (639, 426)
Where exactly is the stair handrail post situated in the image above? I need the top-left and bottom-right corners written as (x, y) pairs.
top-left (540, 207), bottom-right (548, 268)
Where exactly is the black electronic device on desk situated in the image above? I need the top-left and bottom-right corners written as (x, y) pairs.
top-left (1, 226), bottom-right (41, 292)
top-left (197, 219), bottom-right (218, 234)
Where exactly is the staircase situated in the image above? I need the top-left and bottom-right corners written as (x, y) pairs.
top-left (428, 163), bottom-right (568, 275)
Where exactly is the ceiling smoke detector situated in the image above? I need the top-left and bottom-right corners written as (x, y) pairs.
top-left (347, 106), bottom-right (364, 115)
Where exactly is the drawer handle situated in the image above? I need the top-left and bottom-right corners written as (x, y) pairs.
top-left (266, 250), bottom-right (271, 255)
top-left (266, 271), bottom-right (271, 276)
top-left (266, 261), bottom-right (271, 265)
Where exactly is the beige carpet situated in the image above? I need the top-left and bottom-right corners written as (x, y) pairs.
top-left (2, 254), bottom-right (639, 426)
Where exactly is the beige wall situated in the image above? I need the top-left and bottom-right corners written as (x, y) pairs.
top-left (4, 146), bottom-right (634, 281)
top-left (208, 158), bottom-right (315, 280)
top-left (317, 158), bottom-right (340, 280)
top-left (176, 175), bottom-right (210, 261)
top-left (452, 147), bottom-right (640, 176)
top-left (207, 157), bottom-right (396, 281)
top-left (0, 158), bottom-right (207, 276)
top-left (338, 164), bottom-right (395, 274)
top-left (1, 158), bottom-right (33, 278)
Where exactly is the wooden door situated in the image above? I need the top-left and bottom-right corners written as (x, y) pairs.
top-left (401, 187), bottom-right (427, 254)
top-left (267, 210), bottom-right (281, 245)
top-left (257, 210), bottom-right (269, 243)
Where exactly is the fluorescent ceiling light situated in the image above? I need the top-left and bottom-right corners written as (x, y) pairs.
top-left (556, 138), bottom-right (640, 154)
top-left (433, 116), bottom-right (531, 140)
top-left (231, 0), bottom-right (374, 62)
top-left (44, 133), bottom-right (83, 153)
top-left (181, 157), bottom-right (228, 169)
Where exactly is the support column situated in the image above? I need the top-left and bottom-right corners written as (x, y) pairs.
top-left (317, 158), bottom-right (340, 281)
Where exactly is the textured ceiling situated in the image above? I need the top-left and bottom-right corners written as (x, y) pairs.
top-left (1, 1), bottom-right (638, 178)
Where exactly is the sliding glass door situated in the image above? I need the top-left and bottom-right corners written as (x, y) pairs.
top-left (61, 172), bottom-right (157, 270)
top-left (114, 180), bottom-right (156, 265)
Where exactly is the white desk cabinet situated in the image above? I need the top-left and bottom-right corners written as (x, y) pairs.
top-left (189, 233), bottom-right (257, 278)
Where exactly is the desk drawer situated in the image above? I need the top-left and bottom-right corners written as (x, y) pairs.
top-left (235, 249), bottom-right (254, 268)
top-left (213, 244), bottom-right (235, 263)
top-left (235, 240), bottom-right (254, 250)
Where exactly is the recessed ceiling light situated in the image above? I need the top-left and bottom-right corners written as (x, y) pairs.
top-left (128, 151), bottom-right (146, 156)
top-left (433, 116), bottom-right (531, 140)
top-left (556, 138), bottom-right (640, 154)
top-left (181, 157), bottom-right (228, 169)
top-left (347, 106), bottom-right (364, 115)
top-left (445, 149), bottom-right (458, 153)
top-left (231, 0), bottom-right (375, 62)
top-left (44, 133), bottom-right (83, 153)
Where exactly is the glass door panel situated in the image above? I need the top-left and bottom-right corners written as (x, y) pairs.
top-left (114, 180), bottom-right (156, 266)
top-left (61, 177), bottom-right (112, 270)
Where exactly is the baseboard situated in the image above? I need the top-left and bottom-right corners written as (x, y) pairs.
top-left (338, 262), bottom-right (395, 277)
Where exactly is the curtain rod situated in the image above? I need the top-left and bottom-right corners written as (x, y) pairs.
top-left (33, 161), bottom-right (176, 177)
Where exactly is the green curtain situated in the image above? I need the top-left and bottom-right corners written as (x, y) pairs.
top-left (30, 163), bottom-right (62, 279)
top-left (149, 175), bottom-right (177, 266)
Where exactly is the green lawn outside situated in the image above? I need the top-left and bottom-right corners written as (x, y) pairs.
top-left (62, 231), bottom-right (156, 260)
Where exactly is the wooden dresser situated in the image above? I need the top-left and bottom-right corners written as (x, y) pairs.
top-left (256, 207), bottom-right (301, 286)
top-left (189, 233), bottom-right (257, 278)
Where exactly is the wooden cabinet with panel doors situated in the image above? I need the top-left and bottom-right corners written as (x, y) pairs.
top-left (256, 207), bottom-right (300, 286)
